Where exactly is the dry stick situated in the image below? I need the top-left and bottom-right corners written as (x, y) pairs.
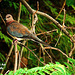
top-left (37, 29), bottom-right (57, 36)
top-left (69, 35), bottom-right (75, 57)
top-left (18, 2), bottom-right (22, 22)
top-left (0, 13), bottom-right (14, 74)
top-left (40, 44), bottom-right (46, 63)
top-left (18, 41), bottom-right (26, 69)
top-left (21, 60), bottom-right (27, 67)
top-left (55, 0), bottom-right (66, 19)
top-left (4, 70), bottom-right (10, 75)
top-left (40, 44), bottom-right (53, 63)
top-left (21, 41), bottom-right (26, 57)
top-left (65, 27), bottom-right (75, 30)
top-left (18, 42), bottom-right (46, 65)
top-left (44, 47), bottom-right (68, 58)
top-left (37, 1), bottom-right (46, 63)
top-left (69, 43), bottom-right (75, 57)
top-left (17, 2), bottom-right (24, 69)
top-left (14, 41), bottom-right (18, 73)
top-left (44, 50), bottom-right (53, 63)
top-left (20, 0), bottom-right (75, 43)
top-left (1, 43), bottom-right (14, 74)
top-left (43, 0), bottom-right (66, 24)
top-left (0, 13), bottom-right (6, 25)
top-left (38, 47), bottom-right (41, 66)
top-left (55, 8), bottom-right (66, 47)
top-left (18, 41), bottom-right (69, 64)
top-left (62, 8), bottom-right (66, 26)
top-left (31, 14), bottom-right (35, 34)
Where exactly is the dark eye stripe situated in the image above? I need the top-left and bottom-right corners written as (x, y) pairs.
top-left (7, 16), bottom-right (10, 18)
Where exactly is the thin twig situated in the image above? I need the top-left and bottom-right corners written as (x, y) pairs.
top-left (20, 0), bottom-right (75, 43)
top-left (37, 29), bottom-right (57, 36)
top-left (55, 0), bottom-right (66, 19)
top-left (0, 13), bottom-right (6, 25)
top-left (18, 2), bottom-right (22, 22)
top-left (65, 27), bottom-right (75, 30)
top-left (40, 44), bottom-right (46, 63)
top-left (4, 70), bottom-right (10, 75)
top-left (18, 41), bottom-right (26, 69)
top-left (18, 41), bottom-right (46, 65)
top-left (55, 8), bottom-right (66, 47)
top-left (21, 60), bottom-right (27, 68)
top-left (54, 33), bottom-right (61, 47)
top-left (44, 47), bottom-right (69, 58)
top-left (1, 43), bottom-right (14, 74)
top-left (62, 8), bottom-right (66, 26)
top-left (69, 43), bottom-right (75, 57)
top-left (69, 34), bottom-right (75, 57)
top-left (17, 1), bottom-right (22, 69)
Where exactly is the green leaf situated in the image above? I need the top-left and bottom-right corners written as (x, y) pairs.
top-left (38, 71), bottom-right (45, 75)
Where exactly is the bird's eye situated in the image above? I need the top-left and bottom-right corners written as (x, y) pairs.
top-left (7, 16), bottom-right (10, 18)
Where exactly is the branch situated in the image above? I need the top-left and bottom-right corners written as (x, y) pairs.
top-left (69, 43), bottom-right (75, 57)
top-left (37, 29), bottom-right (57, 36)
top-left (14, 41), bottom-right (18, 73)
top-left (20, 0), bottom-right (75, 43)
top-left (0, 13), bottom-right (6, 25)
top-left (65, 27), bottom-right (75, 30)
top-left (18, 42), bottom-right (46, 65)
top-left (44, 47), bottom-right (69, 58)
top-left (17, 2), bottom-right (22, 22)
top-left (55, 8), bottom-right (66, 47)
top-left (40, 43), bottom-right (53, 63)
top-left (1, 43), bottom-right (14, 74)
top-left (69, 34), bottom-right (75, 57)
top-left (55, 0), bottom-right (66, 19)
top-left (18, 41), bottom-right (26, 69)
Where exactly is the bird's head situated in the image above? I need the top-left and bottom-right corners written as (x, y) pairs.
top-left (5, 14), bottom-right (14, 23)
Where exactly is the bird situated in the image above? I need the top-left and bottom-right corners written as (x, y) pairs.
top-left (5, 14), bottom-right (50, 47)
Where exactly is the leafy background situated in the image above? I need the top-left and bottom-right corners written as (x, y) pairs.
top-left (0, 0), bottom-right (75, 75)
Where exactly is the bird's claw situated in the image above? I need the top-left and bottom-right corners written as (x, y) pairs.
top-left (12, 39), bottom-right (18, 44)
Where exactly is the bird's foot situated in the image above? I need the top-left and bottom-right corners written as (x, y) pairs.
top-left (12, 39), bottom-right (18, 44)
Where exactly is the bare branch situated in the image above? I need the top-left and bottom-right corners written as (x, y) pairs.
top-left (55, 8), bottom-right (66, 47)
top-left (20, 0), bottom-right (75, 43)
top-left (14, 41), bottom-right (18, 73)
top-left (62, 8), bottom-right (66, 27)
top-left (18, 41), bottom-right (46, 65)
top-left (17, 2), bottom-right (22, 22)
top-left (69, 43), bottom-right (75, 57)
top-left (0, 13), bottom-right (6, 25)
top-left (69, 34), bottom-right (75, 57)
top-left (4, 70), bottom-right (10, 75)
top-left (65, 27), bottom-right (75, 30)
top-left (55, 0), bottom-right (66, 19)
top-left (44, 47), bottom-right (69, 58)
top-left (1, 43), bottom-right (14, 74)
top-left (37, 29), bottom-right (57, 36)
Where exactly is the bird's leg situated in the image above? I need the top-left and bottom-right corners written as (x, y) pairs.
top-left (13, 39), bottom-right (18, 44)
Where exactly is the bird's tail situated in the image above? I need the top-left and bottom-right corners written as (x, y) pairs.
top-left (31, 35), bottom-right (51, 47)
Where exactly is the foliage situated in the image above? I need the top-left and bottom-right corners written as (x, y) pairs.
top-left (0, 58), bottom-right (74, 75)
top-left (64, 58), bottom-right (75, 75)
top-left (0, 0), bottom-right (75, 73)
top-left (66, 0), bottom-right (75, 7)
top-left (0, 53), bottom-right (5, 62)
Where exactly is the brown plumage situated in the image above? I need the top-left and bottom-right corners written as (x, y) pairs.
top-left (6, 14), bottom-right (51, 47)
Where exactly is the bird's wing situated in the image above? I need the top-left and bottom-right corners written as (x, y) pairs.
top-left (7, 21), bottom-right (50, 47)
top-left (7, 21), bottom-right (32, 39)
